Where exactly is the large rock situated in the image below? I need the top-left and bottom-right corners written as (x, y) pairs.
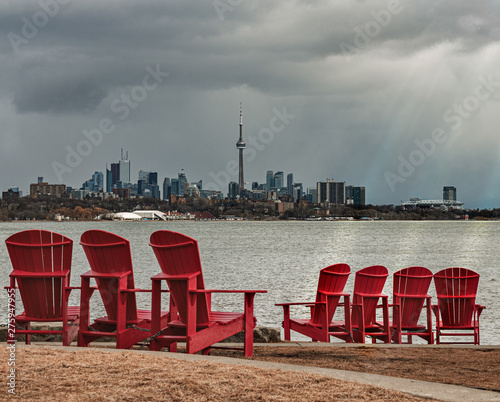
top-left (221, 327), bottom-right (281, 343)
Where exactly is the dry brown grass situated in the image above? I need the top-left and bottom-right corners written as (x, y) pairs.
top-left (1, 347), bottom-right (427, 401)
top-left (212, 345), bottom-right (500, 391)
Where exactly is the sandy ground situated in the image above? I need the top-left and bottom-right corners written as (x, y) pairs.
top-left (1, 346), bottom-right (430, 401)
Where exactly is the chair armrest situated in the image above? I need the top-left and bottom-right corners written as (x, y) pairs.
top-left (318, 290), bottom-right (350, 297)
top-left (120, 288), bottom-right (153, 293)
top-left (192, 289), bottom-right (267, 294)
top-left (355, 292), bottom-right (388, 298)
top-left (10, 269), bottom-right (70, 278)
top-left (393, 294), bottom-right (431, 300)
top-left (81, 270), bottom-right (131, 279)
top-left (275, 301), bottom-right (324, 307)
top-left (151, 271), bottom-right (200, 281)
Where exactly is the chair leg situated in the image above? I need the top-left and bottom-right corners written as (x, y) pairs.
top-left (282, 305), bottom-right (291, 341)
top-left (244, 293), bottom-right (256, 357)
top-left (26, 323), bottom-right (31, 345)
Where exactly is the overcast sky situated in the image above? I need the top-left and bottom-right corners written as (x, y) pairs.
top-left (1, 0), bottom-right (500, 208)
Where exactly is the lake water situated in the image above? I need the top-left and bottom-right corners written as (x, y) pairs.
top-left (1, 220), bottom-right (498, 345)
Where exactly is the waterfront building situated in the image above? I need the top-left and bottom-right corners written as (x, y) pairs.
top-left (2, 187), bottom-right (21, 199)
top-left (30, 182), bottom-right (66, 198)
top-left (346, 185), bottom-right (366, 206)
top-left (443, 186), bottom-right (457, 201)
top-left (401, 198), bottom-right (463, 210)
top-left (317, 179), bottom-right (345, 205)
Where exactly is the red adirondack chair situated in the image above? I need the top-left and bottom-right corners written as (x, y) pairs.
top-left (5, 230), bottom-right (79, 345)
top-left (276, 263), bottom-right (352, 342)
top-left (432, 267), bottom-right (485, 345)
top-left (391, 266), bottom-right (433, 344)
top-left (78, 230), bottom-right (169, 349)
top-left (148, 230), bottom-right (266, 357)
top-left (351, 265), bottom-right (390, 343)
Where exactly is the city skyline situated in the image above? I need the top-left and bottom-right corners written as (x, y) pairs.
top-left (1, 2), bottom-right (499, 208)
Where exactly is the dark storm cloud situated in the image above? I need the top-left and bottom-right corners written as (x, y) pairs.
top-left (1, 0), bottom-right (500, 207)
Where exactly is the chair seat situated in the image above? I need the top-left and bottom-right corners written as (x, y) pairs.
top-left (94, 309), bottom-right (168, 325)
top-left (389, 321), bottom-right (428, 330)
top-left (16, 306), bottom-right (80, 322)
top-left (291, 318), bottom-right (346, 328)
top-left (167, 311), bottom-right (245, 329)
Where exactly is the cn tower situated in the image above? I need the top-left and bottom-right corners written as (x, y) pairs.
top-left (236, 103), bottom-right (246, 191)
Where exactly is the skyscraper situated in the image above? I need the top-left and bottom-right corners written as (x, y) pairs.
top-left (106, 166), bottom-right (113, 193)
top-left (178, 171), bottom-right (187, 196)
top-left (266, 171), bottom-right (274, 191)
top-left (443, 186), bottom-right (456, 201)
top-left (119, 149), bottom-right (130, 184)
top-left (274, 171), bottom-right (284, 189)
top-left (110, 163), bottom-right (120, 186)
top-left (287, 173), bottom-right (294, 196)
top-left (163, 178), bottom-right (171, 200)
top-left (236, 103), bottom-right (246, 191)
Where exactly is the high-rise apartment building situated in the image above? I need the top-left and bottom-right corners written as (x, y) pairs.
top-left (30, 182), bottom-right (66, 198)
top-left (317, 179), bottom-right (345, 205)
top-left (443, 186), bottom-right (456, 201)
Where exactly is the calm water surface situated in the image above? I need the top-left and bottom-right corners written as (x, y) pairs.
top-left (1, 221), bottom-right (498, 345)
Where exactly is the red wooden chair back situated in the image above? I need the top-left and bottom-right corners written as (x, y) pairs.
top-left (80, 230), bottom-right (137, 322)
top-left (312, 263), bottom-right (350, 325)
top-left (6, 230), bottom-right (73, 319)
top-left (149, 230), bottom-right (209, 325)
top-left (352, 265), bottom-right (388, 326)
top-left (434, 267), bottom-right (479, 327)
top-left (393, 266), bottom-right (433, 327)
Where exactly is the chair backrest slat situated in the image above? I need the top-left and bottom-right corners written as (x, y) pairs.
top-left (150, 230), bottom-right (209, 324)
top-left (80, 230), bottom-right (138, 322)
top-left (6, 230), bottom-right (72, 319)
top-left (434, 267), bottom-right (479, 327)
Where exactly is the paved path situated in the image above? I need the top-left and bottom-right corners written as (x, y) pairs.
top-left (26, 343), bottom-right (500, 402)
